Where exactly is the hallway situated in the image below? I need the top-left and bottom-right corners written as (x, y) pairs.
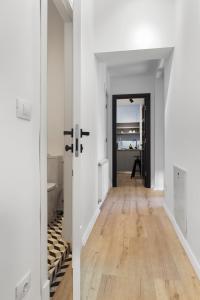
top-left (81, 180), bottom-right (200, 300)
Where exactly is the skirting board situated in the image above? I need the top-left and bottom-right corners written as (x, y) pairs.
top-left (164, 203), bottom-right (200, 280)
top-left (98, 188), bottom-right (111, 209)
top-left (154, 187), bottom-right (164, 191)
top-left (82, 207), bottom-right (100, 246)
top-left (41, 280), bottom-right (50, 300)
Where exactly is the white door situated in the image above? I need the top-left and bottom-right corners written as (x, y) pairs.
top-left (40, 0), bottom-right (82, 299)
top-left (62, 1), bottom-right (83, 299)
top-left (71, 1), bottom-right (82, 298)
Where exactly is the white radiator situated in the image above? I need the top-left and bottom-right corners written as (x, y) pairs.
top-left (98, 159), bottom-right (109, 206)
top-left (174, 166), bottom-right (187, 237)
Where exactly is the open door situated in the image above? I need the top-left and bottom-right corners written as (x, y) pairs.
top-left (71, 1), bottom-right (82, 299)
top-left (142, 94), bottom-right (151, 188)
top-left (40, 1), bottom-right (82, 299)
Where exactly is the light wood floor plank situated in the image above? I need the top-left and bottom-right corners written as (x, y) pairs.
top-left (81, 179), bottom-right (200, 300)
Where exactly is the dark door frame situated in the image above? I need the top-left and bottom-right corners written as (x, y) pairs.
top-left (112, 93), bottom-right (151, 188)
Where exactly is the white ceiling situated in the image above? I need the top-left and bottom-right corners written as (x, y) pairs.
top-left (109, 60), bottom-right (159, 78)
top-left (95, 47), bottom-right (173, 78)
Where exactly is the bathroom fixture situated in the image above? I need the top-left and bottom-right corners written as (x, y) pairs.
top-left (47, 155), bottom-right (64, 222)
top-left (47, 183), bottom-right (57, 222)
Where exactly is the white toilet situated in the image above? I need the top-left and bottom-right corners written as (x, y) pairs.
top-left (47, 182), bottom-right (57, 222)
top-left (47, 155), bottom-right (64, 222)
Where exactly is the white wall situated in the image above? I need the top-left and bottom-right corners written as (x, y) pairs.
top-left (117, 104), bottom-right (140, 123)
top-left (96, 62), bottom-right (108, 162)
top-left (94, 0), bottom-right (176, 53)
top-left (48, 0), bottom-right (65, 156)
top-left (164, 0), bottom-right (200, 265)
top-left (79, 0), bottom-right (99, 239)
top-left (0, 1), bottom-right (41, 299)
top-left (79, 0), bottom-right (174, 247)
top-left (109, 75), bottom-right (156, 186)
top-left (79, 0), bottom-right (175, 246)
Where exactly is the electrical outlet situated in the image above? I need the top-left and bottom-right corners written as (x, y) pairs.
top-left (15, 272), bottom-right (31, 300)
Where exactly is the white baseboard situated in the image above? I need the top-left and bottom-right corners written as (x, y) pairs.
top-left (154, 187), bottom-right (164, 191)
top-left (164, 203), bottom-right (200, 279)
top-left (41, 280), bottom-right (50, 300)
top-left (98, 188), bottom-right (111, 209)
top-left (82, 207), bottom-right (100, 246)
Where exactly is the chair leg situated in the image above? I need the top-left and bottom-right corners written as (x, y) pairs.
top-left (131, 160), bottom-right (137, 178)
top-left (131, 159), bottom-right (141, 178)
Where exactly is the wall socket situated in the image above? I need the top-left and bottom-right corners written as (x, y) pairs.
top-left (15, 271), bottom-right (31, 300)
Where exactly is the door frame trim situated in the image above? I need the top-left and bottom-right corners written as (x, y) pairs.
top-left (112, 93), bottom-right (151, 188)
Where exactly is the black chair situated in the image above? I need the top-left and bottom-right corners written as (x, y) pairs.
top-left (131, 157), bottom-right (141, 178)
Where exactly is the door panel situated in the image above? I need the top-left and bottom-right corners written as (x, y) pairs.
top-left (72, 1), bottom-right (82, 299)
top-left (142, 95), bottom-right (151, 188)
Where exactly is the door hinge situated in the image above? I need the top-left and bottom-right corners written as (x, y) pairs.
top-left (72, 169), bottom-right (74, 176)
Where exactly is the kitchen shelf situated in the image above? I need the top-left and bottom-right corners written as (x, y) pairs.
top-left (116, 122), bottom-right (141, 141)
top-left (117, 126), bottom-right (139, 129)
top-left (117, 132), bottom-right (140, 135)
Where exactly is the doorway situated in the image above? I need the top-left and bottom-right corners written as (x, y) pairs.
top-left (112, 94), bottom-right (151, 188)
top-left (47, 1), bottom-right (73, 299)
top-left (40, 0), bottom-right (78, 299)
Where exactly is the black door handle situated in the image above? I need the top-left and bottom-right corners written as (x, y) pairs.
top-left (65, 144), bottom-right (73, 153)
top-left (80, 129), bottom-right (90, 138)
top-left (64, 129), bottom-right (73, 137)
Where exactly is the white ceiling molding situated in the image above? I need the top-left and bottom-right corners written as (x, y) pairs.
top-left (95, 47), bottom-right (173, 68)
top-left (156, 58), bottom-right (165, 79)
top-left (96, 47), bottom-right (173, 78)
top-left (108, 60), bottom-right (159, 78)
top-left (158, 58), bottom-right (165, 70)
top-left (156, 70), bottom-right (163, 79)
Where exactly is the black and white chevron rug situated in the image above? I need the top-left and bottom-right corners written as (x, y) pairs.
top-left (50, 255), bottom-right (72, 299)
top-left (48, 215), bottom-right (72, 299)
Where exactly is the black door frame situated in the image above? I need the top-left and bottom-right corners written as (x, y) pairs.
top-left (112, 93), bottom-right (151, 188)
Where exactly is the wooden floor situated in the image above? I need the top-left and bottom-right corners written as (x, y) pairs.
top-left (81, 179), bottom-right (200, 300)
top-left (52, 263), bottom-right (73, 300)
top-left (117, 171), bottom-right (142, 187)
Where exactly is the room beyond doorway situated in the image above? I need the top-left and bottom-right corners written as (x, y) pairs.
top-left (112, 94), bottom-right (151, 188)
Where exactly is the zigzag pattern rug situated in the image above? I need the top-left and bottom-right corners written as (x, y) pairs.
top-left (48, 216), bottom-right (72, 299)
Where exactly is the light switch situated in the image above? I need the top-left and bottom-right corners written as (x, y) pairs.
top-left (15, 271), bottom-right (31, 300)
top-left (16, 98), bottom-right (32, 121)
